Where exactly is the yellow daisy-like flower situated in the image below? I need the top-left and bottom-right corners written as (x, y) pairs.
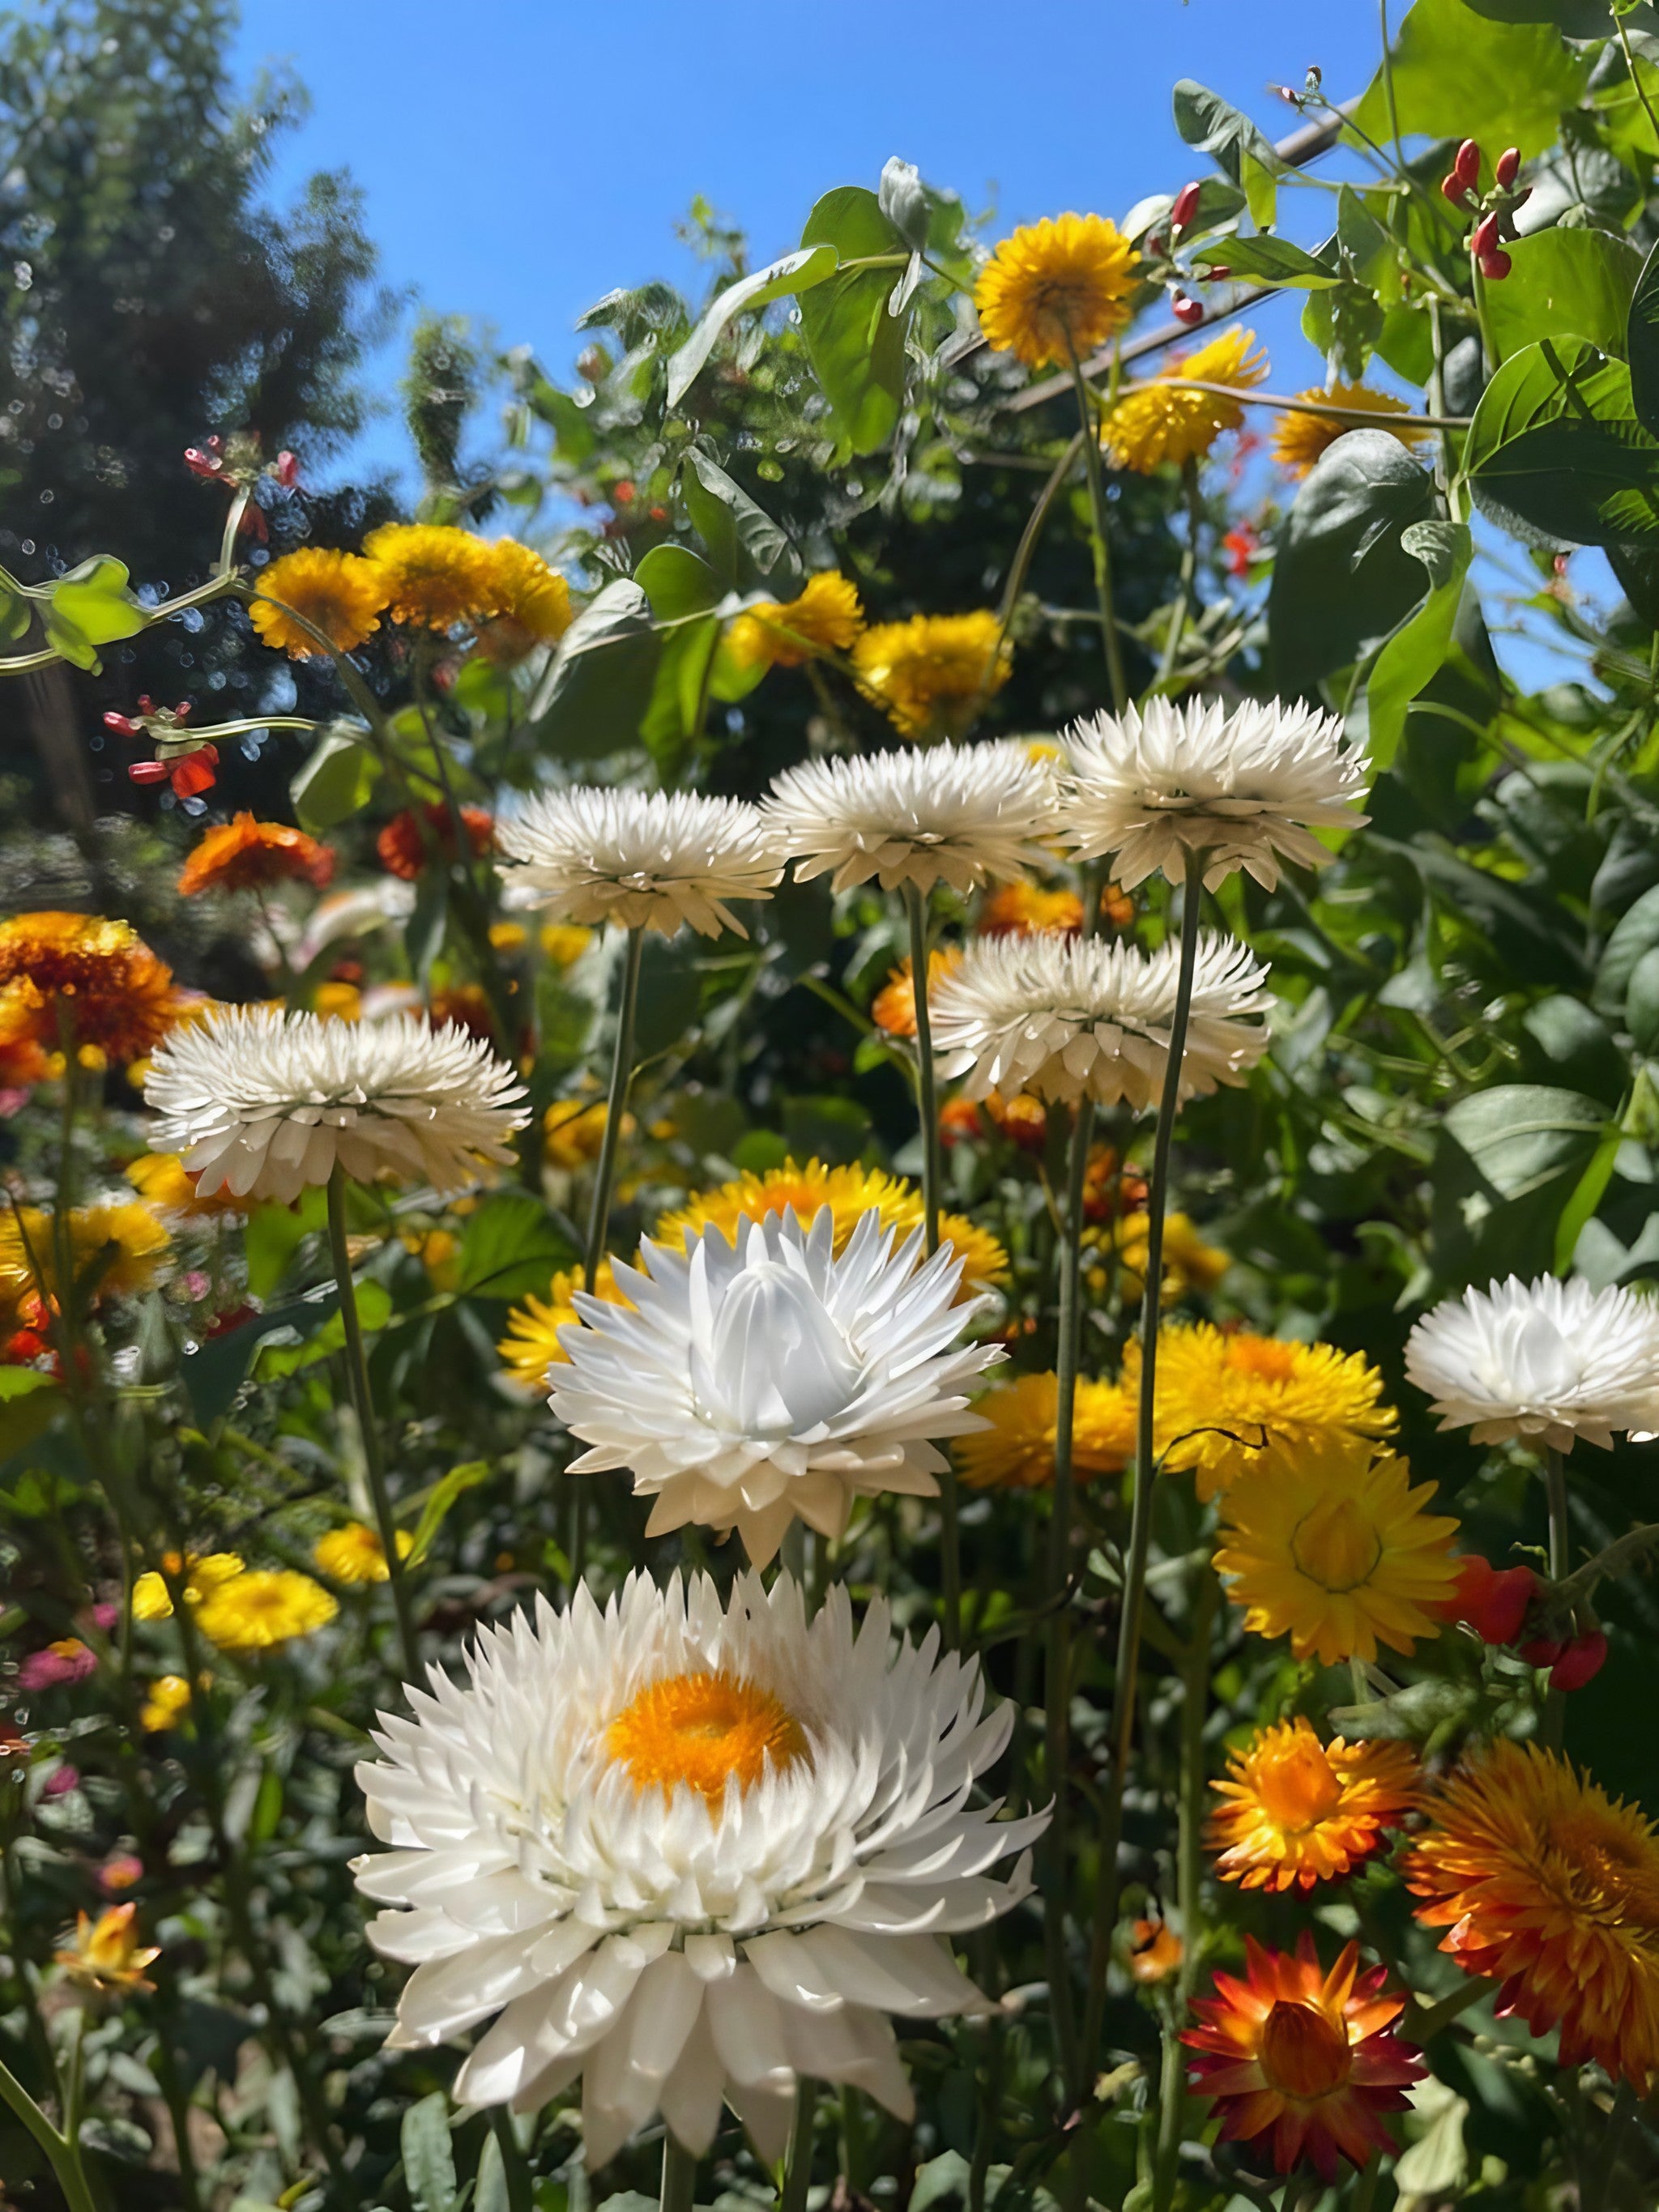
top-left (313, 1522), bottom-right (416, 1585)
top-left (727, 571), bottom-right (865, 672)
top-left (497, 1260), bottom-right (628, 1392)
top-left (313, 979), bottom-right (362, 1021)
top-left (544, 1097), bottom-right (618, 1171)
top-left (1271, 382), bottom-right (1429, 479)
top-left (1214, 1438), bottom-right (1461, 1667)
top-left (1404, 1741), bottom-right (1659, 2090)
top-left (851, 611), bottom-right (1009, 741)
top-left (139, 1674), bottom-right (194, 1733)
top-left (539, 923), bottom-right (593, 968)
top-left (249, 547), bottom-right (390, 658)
top-left (131, 1551), bottom-right (245, 1622)
top-left (361, 522), bottom-right (497, 633)
top-left (978, 882), bottom-right (1084, 938)
top-left (956, 1370), bottom-right (1137, 1490)
top-left (1124, 1323), bottom-right (1396, 1502)
top-left (975, 213), bottom-right (1141, 371)
top-left (478, 539), bottom-right (574, 660)
top-left (1211, 1718), bottom-right (1422, 1892)
top-left (871, 949), bottom-right (964, 1039)
top-left (1090, 1213), bottom-right (1230, 1311)
top-left (194, 1571), bottom-right (339, 1652)
top-left (125, 1151), bottom-right (246, 1219)
top-left (0, 1202), bottom-right (170, 1308)
top-left (0, 911), bottom-right (181, 1063)
top-left (54, 1904), bottom-right (160, 1995)
top-left (1104, 326), bottom-right (1268, 474)
top-left (655, 1158), bottom-right (1009, 1298)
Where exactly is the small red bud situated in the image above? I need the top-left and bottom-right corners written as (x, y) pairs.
top-left (1171, 292), bottom-right (1206, 327)
top-left (172, 701), bottom-right (191, 722)
top-left (137, 696), bottom-right (155, 713)
top-left (1203, 264), bottom-right (1231, 283)
top-left (101, 712), bottom-right (140, 737)
top-left (613, 479), bottom-right (635, 505)
top-left (274, 450), bottom-right (301, 488)
top-left (1171, 181), bottom-right (1203, 235)
top-left (128, 761), bottom-right (169, 786)
top-left (1440, 172), bottom-right (1468, 205)
top-left (1456, 139), bottom-right (1482, 188)
top-left (1472, 212), bottom-right (1501, 258)
top-left (1519, 1635), bottom-right (1565, 1669)
top-left (1549, 1630), bottom-right (1608, 1693)
top-left (1495, 145), bottom-right (1520, 189)
top-left (1479, 248), bottom-right (1512, 281)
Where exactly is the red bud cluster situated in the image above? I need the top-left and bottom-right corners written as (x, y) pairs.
top-left (1439, 139), bottom-right (1526, 279)
top-left (105, 697), bottom-right (219, 799)
top-left (1439, 1553), bottom-right (1608, 1694)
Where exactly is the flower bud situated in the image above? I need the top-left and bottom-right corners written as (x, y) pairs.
top-left (1440, 172), bottom-right (1468, 204)
top-left (1438, 1555), bottom-right (1537, 1646)
top-left (1472, 212), bottom-right (1501, 258)
top-left (1171, 181), bottom-right (1203, 237)
top-left (1495, 146), bottom-right (1520, 189)
top-left (1171, 292), bottom-right (1206, 327)
top-left (102, 712), bottom-right (140, 738)
top-left (1519, 1634), bottom-right (1565, 1669)
top-left (1549, 1631), bottom-right (1608, 1693)
top-left (128, 761), bottom-right (169, 786)
top-left (1479, 247), bottom-right (1512, 281)
top-left (273, 450), bottom-right (301, 488)
top-left (1456, 139), bottom-right (1482, 188)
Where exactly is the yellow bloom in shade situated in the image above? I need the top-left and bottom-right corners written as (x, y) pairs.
top-left (1403, 1741), bottom-right (1659, 2090)
top-left (978, 882), bottom-right (1084, 938)
top-left (139, 1675), bottom-right (194, 1733)
top-left (131, 1552), bottom-right (245, 1622)
top-left (871, 949), bottom-right (963, 1039)
top-left (544, 1097), bottom-right (617, 1170)
top-left (489, 920), bottom-right (528, 953)
top-left (1124, 1322), bottom-right (1395, 1501)
top-left (1211, 1718), bottom-right (1422, 1892)
top-left (655, 1157), bottom-right (1009, 1298)
top-left (497, 1261), bottom-right (627, 1392)
top-left (1215, 1438), bottom-right (1461, 1666)
top-left (125, 1151), bottom-right (245, 1219)
top-left (1104, 326), bottom-right (1268, 474)
top-left (539, 923), bottom-right (593, 968)
top-left (313, 1522), bottom-right (415, 1585)
top-left (194, 1571), bottom-right (339, 1652)
top-left (1091, 1213), bottom-right (1230, 1309)
top-left (851, 611), bottom-right (1009, 740)
top-left (956, 1370), bottom-right (1137, 1490)
top-left (477, 538), bottom-right (573, 658)
top-left (313, 979), bottom-right (362, 1021)
top-left (54, 1903), bottom-right (160, 1995)
top-left (727, 571), bottom-right (865, 671)
top-left (361, 522), bottom-right (497, 632)
top-left (975, 213), bottom-right (1141, 369)
top-left (0, 1202), bottom-right (170, 1308)
top-left (249, 547), bottom-right (390, 658)
top-left (1271, 382), bottom-right (1428, 479)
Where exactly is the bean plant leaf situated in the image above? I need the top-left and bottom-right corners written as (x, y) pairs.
top-left (405, 1460), bottom-right (493, 1568)
top-left (1365, 520), bottom-right (1473, 772)
top-left (1627, 237), bottom-right (1659, 438)
top-left (665, 243), bottom-right (837, 409)
top-left (635, 542), bottom-right (724, 768)
top-left (680, 450), bottom-right (800, 592)
top-left (43, 555), bottom-right (147, 670)
top-left (798, 188), bottom-right (911, 456)
top-left (1171, 79), bottom-right (1282, 228)
top-left (292, 726), bottom-right (381, 829)
top-left (1462, 0), bottom-right (1612, 28)
top-left (1433, 1084), bottom-right (1610, 1281)
top-left (181, 1293), bottom-right (342, 1427)
top-left (1190, 235), bottom-right (1340, 289)
top-left (458, 1191), bottom-right (578, 1302)
top-left (1465, 336), bottom-right (1659, 549)
top-left (0, 564), bottom-right (30, 644)
top-left (1354, 0), bottom-right (1590, 160)
top-left (402, 2094), bottom-right (459, 2212)
top-left (526, 578), bottom-right (660, 758)
top-left (1485, 228), bottom-right (1643, 364)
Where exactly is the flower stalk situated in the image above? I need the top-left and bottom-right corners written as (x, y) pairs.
top-left (660, 2130), bottom-right (698, 2212)
top-left (1066, 339), bottom-right (1129, 714)
top-left (586, 925), bottom-right (645, 1294)
top-left (0, 2052), bottom-right (99, 2212)
top-left (903, 879), bottom-right (961, 1646)
top-left (780, 2081), bottom-right (815, 2212)
top-left (1543, 1445), bottom-right (1572, 1752)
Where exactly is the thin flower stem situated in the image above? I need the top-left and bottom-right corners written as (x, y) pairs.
top-left (1066, 342), bottom-right (1129, 714)
top-left (1152, 1566), bottom-right (1218, 2212)
top-left (659, 2132), bottom-right (698, 2212)
top-left (585, 925), bottom-right (645, 1293)
top-left (1543, 1444), bottom-right (1572, 1752)
top-left (1107, 379), bottom-right (1469, 429)
top-left (326, 1167), bottom-right (420, 1681)
top-left (0, 2052), bottom-right (97, 2212)
top-left (1085, 846), bottom-right (1206, 2081)
top-left (1154, 459), bottom-right (1204, 694)
top-left (904, 881), bottom-right (961, 1648)
top-left (489, 2108), bottom-right (536, 2212)
top-left (780, 2080), bottom-right (815, 2212)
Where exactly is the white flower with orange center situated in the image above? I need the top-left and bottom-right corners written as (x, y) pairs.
top-left (548, 1208), bottom-right (1002, 1566)
top-left (353, 1571), bottom-right (1043, 2165)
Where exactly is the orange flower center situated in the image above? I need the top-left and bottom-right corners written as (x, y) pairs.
top-left (605, 1669), bottom-right (808, 1803)
top-left (1223, 1336), bottom-right (1300, 1385)
top-left (1259, 2000), bottom-right (1352, 2101)
top-left (1548, 1809), bottom-right (1659, 1930)
top-left (1291, 1494), bottom-right (1381, 1593)
top-left (1254, 1734), bottom-right (1346, 1834)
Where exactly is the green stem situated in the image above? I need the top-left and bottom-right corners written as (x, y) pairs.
top-left (1617, 15), bottom-right (1659, 160)
top-left (1543, 1444), bottom-right (1572, 1754)
top-left (1154, 459), bottom-right (1204, 694)
top-left (585, 927), bottom-right (645, 1293)
top-left (1066, 343), bottom-right (1128, 714)
top-left (1153, 1568), bottom-right (1218, 2212)
top-left (660, 2130), bottom-right (698, 2212)
top-left (903, 880), bottom-right (959, 1647)
top-left (0, 2052), bottom-right (98, 2212)
top-left (1085, 846), bottom-right (1206, 2082)
top-left (326, 1168), bottom-right (420, 1681)
top-left (779, 2080), bottom-right (814, 2212)
top-left (489, 2108), bottom-right (535, 2212)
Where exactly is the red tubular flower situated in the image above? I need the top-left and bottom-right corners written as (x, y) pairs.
top-left (1171, 181), bottom-right (1203, 236)
top-left (1550, 1631), bottom-right (1608, 1693)
top-left (1455, 139), bottom-right (1482, 189)
top-left (1435, 1554), bottom-right (1537, 1646)
top-left (1171, 292), bottom-right (1206, 327)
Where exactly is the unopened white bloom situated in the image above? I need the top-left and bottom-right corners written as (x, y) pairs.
top-left (495, 787), bottom-right (783, 938)
top-left (764, 739), bottom-right (1062, 895)
top-left (1404, 1274), bottom-right (1659, 1451)
top-left (144, 1006), bottom-right (528, 1204)
top-left (1064, 697), bottom-right (1369, 892)
top-left (354, 1571), bottom-right (1042, 2163)
top-left (929, 930), bottom-right (1273, 1109)
top-left (549, 1209), bottom-right (1001, 1566)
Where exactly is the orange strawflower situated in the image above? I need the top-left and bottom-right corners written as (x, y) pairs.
top-left (984, 1089), bottom-right (1049, 1154)
top-left (978, 882), bottom-right (1084, 937)
top-left (0, 912), bottom-right (181, 1062)
top-left (54, 1903), bottom-right (160, 1996)
top-left (477, 539), bottom-right (574, 660)
top-left (1128, 1918), bottom-right (1184, 1985)
top-left (872, 949), bottom-right (963, 1038)
top-left (377, 803), bottom-right (495, 880)
top-left (1403, 1740), bottom-right (1659, 2090)
top-left (1211, 1719), bottom-right (1422, 1893)
top-left (429, 983), bottom-right (496, 1041)
top-left (1182, 1934), bottom-right (1423, 2180)
top-left (177, 812), bottom-right (335, 897)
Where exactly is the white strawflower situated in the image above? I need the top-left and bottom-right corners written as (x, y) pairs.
top-left (494, 787), bottom-right (783, 938)
top-left (1404, 1274), bottom-right (1659, 1451)
top-left (763, 739), bottom-right (1063, 895)
top-left (1064, 696), bottom-right (1370, 892)
top-left (354, 1571), bottom-right (1043, 2163)
top-left (548, 1209), bottom-right (1001, 1566)
top-left (143, 1006), bottom-right (528, 1204)
top-left (929, 930), bottom-right (1273, 1109)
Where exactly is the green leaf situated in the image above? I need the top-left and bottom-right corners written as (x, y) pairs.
top-left (181, 1292), bottom-right (341, 1426)
top-left (1596, 880), bottom-right (1659, 1012)
top-left (798, 189), bottom-right (911, 456)
top-left (1627, 237), bottom-right (1659, 438)
top-left (475, 2131), bottom-right (509, 2212)
top-left (403, 2094), bottom-right (459, 2212)
top-left (1171, 79), bottom-right (1282, 227)
top-left (781, 1095), bottom-right (872, 1166)
top-left (1337, 185), bottom-right (1399, 300)
top-left (43, 555), bottom-right (147, 671)
top-left (1354, 0), bottom-right (1590, 160)
top-left (405, 1460), bottom-right (492, 1567)
top-left (0, 1370), bottom-right (60, 1462)
top-left (1365, 519), bottom-right (1473, 770)
top-left (635, 543), bottom-right (723, 768)
top-left (1463, 0), bottom-right (1611, 28)
top-left (244, 1188), bottom-right (326, 1302)
top-left (680, 450), bottom-right (800, 593)
top-left (0, 564), bottom-right (30, 645)
top-left (291, 726), bottom-right (381, 829)
top-left (257, 1281), bottom-right (391, 1380)
top-left (665, 244), bottom-right (838, 409)
top-left (1485, 228), bottom-right (1644, 364)
top-left (458, 1190), bottom-right (578, 1301)
top-left (405, 869), bottom-right (449, 987)
top-left (1191, 235), bottom-right (1341, 289)
top-left (1628, 941), bottom-right (1659, 1051)
top-left (1269, 429), bottom-right (1437, 698)
top-left (526, 578), bottom-right (661, 758)
top-left (1555, 1123), bottom-right (1623, 1271)
top-left (1465, 336), bottom-right (1659, 549)
top-left (1434, 1084), bottom-right (1609, 1281)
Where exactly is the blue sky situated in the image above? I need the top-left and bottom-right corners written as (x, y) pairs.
top-left (232, 0), bottom-right (1384, 483)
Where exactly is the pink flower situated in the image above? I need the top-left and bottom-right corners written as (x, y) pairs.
top-left (98, 1852), bottom-right (144, 1894)
top-left (43, 1764), bottom-right (80, 1798)
top-left (17, 1640), bottom-right (96, 1691)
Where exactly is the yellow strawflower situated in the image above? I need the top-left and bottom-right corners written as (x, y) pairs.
top-left (1089, 1213), bottom-right (1229, 1307)
top-left (727, 572), bottom-right (865, 671)
top-left (975, 214), bottom-right (1141, 369)
top-left (498, 1261), bottom-right (627, 1392)
top-left (313, 1522), bottom-right (416, 1585)
top-left (1271, 382), bottom-right (1428, 478)
top-left (54, 1904), bottom-right (160, 1995)
top-left (956, 1370), bottom-right (1137, 1490)
top-left (0, 1201), bottom-right (170, 1307)
top-left (131, 1551), bottom-right (245, 1622)
top-left (139, 1675), bottom-right (194, 1733)
top-left (194, 1571), bottom-right (339, 1652)
top-left (1103, 326), bottom-right (1268, 474)
top-left (249, 547), bottom-right (390, 657)
top-left (1210, 1719), bottom-right (1422, 1892)
top-left (539, 923), bottom-right (594, 967)
top-left (851, 610), bottom-right (1009, 740)
top-left (479, 539), bottom-right (574, 658)
top-left (125, 1151), bottom-right (245, 1218)
top-left (362, 522), bottom-right (497, 631)
top-left (544, 1097), bottom-right (625, 1170)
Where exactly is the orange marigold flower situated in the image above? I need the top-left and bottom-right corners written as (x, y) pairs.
top-left (477, 539), bottom-right (574, 660)
top-left (1182, 1934), bottom-right (1424, 2180)
top-left (1271, 383), bottom-right (1429, 479)
top-left (0, 912), bottom-right (180, 1063)
top-left (377, 803), bottom-right (495, 880)
top-left (1402, 1740), bottom-right (1659, 2091)
top-left (248, 546), bottom-right (390, 658)
top-left (1211, 1719), bottom-right (1422, 1892)
top-left (177, 812), bottom-right (335, 897)
top-left (872, 949), bottom-right (963, 1038)
top-left (978, 881), bottom-right (1084, 938)
top-left (362, 522), bottom-right (498, 631)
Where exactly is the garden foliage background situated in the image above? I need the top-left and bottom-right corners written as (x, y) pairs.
top-left (8, 0), bottom-right (1659, 2208)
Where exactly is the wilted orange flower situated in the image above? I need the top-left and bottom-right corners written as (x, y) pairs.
top-left (1182, 1934), bottom-right (1423, 2180)
top-left (1403, 1740), bottom-right (1659, 2090)
top-left (1211, 1719), bottom-right (1422, 1892)
top-left (984, 1089), bottom-right (1049, 1154)
top-left (938, 1097), bottom-right (985, 1148)
top-left (978, 882), bottom-right (1084, 937)
top-left (872, 949), bottom-right (964, 1038)
top-left (54, 1903), bottom-right (160, 1995)
top-left (0, 912), bottom-right (180, 1062)
top-left (1128, 1918), bottom-right (1183, 1985)
top-left (177, 813), bottom-right (335, 897)
top-left (477, 539), bottom-right (573, 660)
top-left (362, 522), bottom-right (497, 631)
top-left (377, 803), bottom-right (495, 880)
